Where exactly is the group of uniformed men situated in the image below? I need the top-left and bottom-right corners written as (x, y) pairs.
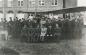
top-left (1, 14), bottom-right (83, 42)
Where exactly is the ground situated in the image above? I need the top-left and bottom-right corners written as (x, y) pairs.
top-left (0, 28), bottom-right (86, 55)
top-left (4, 40), bottom-right (80, 55)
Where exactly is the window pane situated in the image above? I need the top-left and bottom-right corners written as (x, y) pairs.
top-left (39, 0), bottom-right (45, 6)
top-left (6, 13), bottom-right (14, 21)
top-left (29, 0), bottom-right (35, 6)
top-left (18, 0), bottom-right (23, 1)
top-left (8, 0), bottom-right (12, 1)
top-left (39, 1), bottom-right (41, 5)
top-left (0, 0), bottom-right (2, 7)
top-left (18, 0), bottom-right (23, 6)
top-left (0, 2), bottom-right (2, 7)
top-left (55, 0), bottom-right (57, 5)
top-left (0, 13), bottom-right (4, 22)
top-left (42, 1), bottom-right (44, 5)
top-left (18, 1), bottom-right (20, 6)
top-left (52, 0), bottom-right (58, 5)
top-left (0, 0), bottom-right (2, 1)
top-left (21, 1), bottom-right (23, 6)
top-left (42, 3), bottom-right (44, 5)
top-left (8, 0), bottom-right (13, 7)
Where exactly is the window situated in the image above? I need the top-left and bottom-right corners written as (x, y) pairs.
top-left (18, 0), bottom-right (23, 6)
top-left (0, 0), bottom-right (2, 7)
top-left (0, 13), bottom-right (4, 22)
top-left (6, 13), bottom-right (14, 21)
top-left (29, 0), bottom-right (35, 5)
top-left (52, 0), bottom-right (58, 6)
top-left (18, 1), bottom-right (20, 6)
top-left (17, 13), bottom-right (24, 19)
top-left (39, 0), bottom-right (45, 6)
top-left (21, 1), bottom-right (23, 6)
top-left (8, 0), bottom-right (13, 7)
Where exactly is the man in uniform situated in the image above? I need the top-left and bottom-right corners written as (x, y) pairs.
top-left (8, 17), bottom-right (14, 36)
top-left (40, 25), bottom-right (47, 41)
top-left (21, 25), bottom-right (28, 42)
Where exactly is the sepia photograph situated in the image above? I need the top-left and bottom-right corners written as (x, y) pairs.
top-left (0, 0), bottom-right (86, 55)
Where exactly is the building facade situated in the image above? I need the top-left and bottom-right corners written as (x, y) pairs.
top-left (65, 0), bottom-right (77, 8)
top-left (0, 0), bottom-right (77, 21)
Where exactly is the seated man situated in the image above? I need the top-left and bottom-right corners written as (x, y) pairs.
top-left (47, 26), bottom-right (53, 37)
top-left (40, 25), bottom-right (47, 41)
top-left (54, 24), bottom-right (61, 40)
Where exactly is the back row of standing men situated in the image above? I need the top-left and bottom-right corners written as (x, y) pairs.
top-left (1, 15), bottom-right (83, 42)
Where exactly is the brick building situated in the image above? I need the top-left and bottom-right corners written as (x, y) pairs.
top-left (65, 0), bottom-right (77, 8)
top-left (0, 0), bottom-right (77, 21)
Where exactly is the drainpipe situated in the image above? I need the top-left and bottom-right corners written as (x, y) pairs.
top-left (3, 0), bottom-right (5, 20)
top-left (63, 0), bottom-right (66, 19)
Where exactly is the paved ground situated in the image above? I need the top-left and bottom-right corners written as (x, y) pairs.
top-left (80, 28), bottom-right (86, 55)
top-left (0, 28), bottom-right (86, 55)
top-left (4, 38), bottom-right (81, 55)
top-left (5, 40), bottom-right (79, 55)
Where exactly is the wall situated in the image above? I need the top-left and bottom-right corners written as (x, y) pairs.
top-left (65, 0), bottom-right (77, 8)
top-left (27, 0), bottom-right (63, 12)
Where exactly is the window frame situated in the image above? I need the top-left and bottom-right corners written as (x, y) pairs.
top-left (21, 1), bottom-right (23, 6)
top-left (18, 0), bottom-right (24, 7)
top-left (8, 0), bottom-right (13, 7)
top-left (39, 0), bottom-right (45, 6)
top-left (0, 0), bottom-right (3, 7)
top-left (51, 0), bottom-right (58, 6)
top-left (18, 1), bottom-right (21, 6)
top-left (29, 0), bottom-right (35, 5)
